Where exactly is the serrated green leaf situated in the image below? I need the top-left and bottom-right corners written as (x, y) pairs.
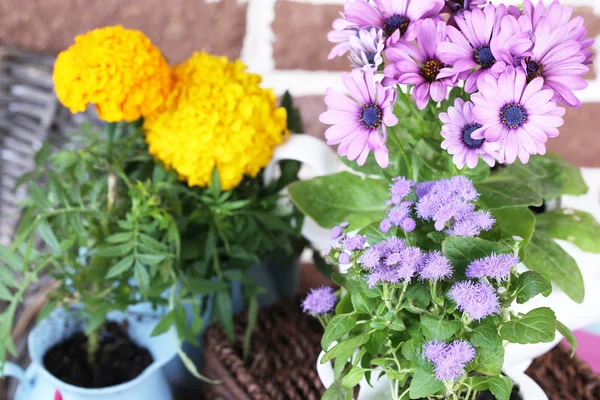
top-left (151, 311), bottom-right (174, 336)
top-left (106, 255), bottom-right (135, 278)
top-left (421, 314), bottom-right (460, 341)
top-left (557, 320), bottom-right (578, 357)
top-left (134, 261), bottom-right (150, 294)
top-left (351, 290), bottom-right (377, 314)
top-left (37, 221), bottom-right (61, 252)
top-left (472, 345), bottom-right (504, 376)
top-left (470, 320), bottom-right (501, 350)
top-left (322, 333), bottom-right (370, 364)
top-left (488, 375), bottom-right (513, 400)
top-left (322, 381), bottom-right (353, 400)
top-left (322, 314), bottom-right (357, 351)
top-left (106, 232), bottom-right (133, 244)
top-left (479, 207), bottom-right (535, 247)
top-left (500, 307), bottom-right (556, 344)
top-left (536, 209), bottom-right (600, 254)
top-left (409, 368), bottom-right (444, 399)
top-left (476, 180), bottom-right (543, 209)
top-left (514, 271), bottom-right (552, 304)
top-left (137, 254), bottom-right (167, 266)
top-left (525, 233), bottom-right (584, 303)
top-left (364, 330), bottom-right (387, 356)
top-left (341, 366), bottom-right (365, 389)
top-left (96, 243), bottom-right (133, 258)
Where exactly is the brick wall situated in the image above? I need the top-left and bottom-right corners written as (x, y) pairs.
top-left (1, 0), bottom-right (599, 166)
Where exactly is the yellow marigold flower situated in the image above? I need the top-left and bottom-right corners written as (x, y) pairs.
top-left (143, 52), bottom-right (288, 190)
top-left (53, 25), bottom-right (173, 122)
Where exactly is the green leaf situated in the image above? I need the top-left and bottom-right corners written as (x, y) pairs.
top-left (134, 261), bottom-right (150, 294)
top-left (321, 333), bottom-right (370, 364)
top-left (409, 368), bottom-right (445, 399)
top-left (480, 207), bottom-right (535, 247)
top-left (243, 296), bottom-right (259, 361)
top-left (514, 271), bottom-right (552, 304)
top-left (216, 291), bottom-right (234, 342)
top-left (96, 243), bottom-right (133, 258)
top-left (365, 330), bottom-right (387, 356)
top-left (210, 167), bottom-right (221, 195)
top-left (37, 221), bottom-right (61, 252)
top-left (472, 345), bottom-right (504, 376)
top-left (322, 381), bottom-right (353, 400)
top-left (351, 290), bottom-right (377, 314)
top-left (544, 153), bottom-right (588, 196)
top-left (488, 375), bottom-right (513, 400)
top-left (341, 366), bottom-right (365, 389)
top-left (420, 314), bottom-right (461, 341)
top-left (288, 172), bottom-right (389, 229)
top-left (28, 182), bottom-right (52, 209)
top-left (340, 153), bottom-right (389, 177)
top-left (181, 278), bottom-right (229, 295)
top-left (322, 314), bottom-right (357, 351)
top-left (525, 233), bottom-right (584, 303)
top-left (500, 307), bottom-right (557, 344)
top-left (476, 180), bottom-right (543, 209)
top-left (151, 311), bottom-right (174, 336)
top-left (401, 337), bottom-right (425, 365)
top-left (535, 209), bottom-right (600, 254)
top-left (106, 232), bottom-right (133, 244)
top-left (358, 221), bottom-right (391, 246)
top-left (442, 237), bottom-right (513, 277)
top-left (470, 320), bottom-right (501, 350)
top-left (0, 283), bottom-right (12, 301)
top-left (85, 308), bottom-right (107, 335)
top-left (280, 90), bottom-right (304, 133)
top-left (106, 255), bottom-right (135, 278)
top-left (557, 320), bottom-right (578, 357)
top-left (137, 254), bottom-right (167, 266)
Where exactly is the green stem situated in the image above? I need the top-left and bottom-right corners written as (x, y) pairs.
top-left (383, 283), bottom-right (394, 311)
top-left (395, 281), bottom-right (409, 314)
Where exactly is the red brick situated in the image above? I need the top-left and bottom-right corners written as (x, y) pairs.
top-left (0, 0), bottom-right (247, 63)
top-left (273, 2), bottom-right (349, 71)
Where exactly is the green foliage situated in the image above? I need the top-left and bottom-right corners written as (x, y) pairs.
top-left (535, 209), bottom-right (600, 254)
top-left (500, 307), bottom-right (557, 344)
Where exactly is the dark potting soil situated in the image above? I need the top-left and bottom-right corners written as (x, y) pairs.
top-left (43, 321), bottom-right (153, 388)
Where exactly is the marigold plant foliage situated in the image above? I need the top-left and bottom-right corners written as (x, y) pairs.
top-left (143, 52), bottom-right (288, 190)
top-left (53, 25), bottom-right (173, 122)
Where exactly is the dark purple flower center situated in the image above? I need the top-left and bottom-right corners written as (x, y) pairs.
top-left (461, 123), bottom-right (484, 149)
top-left (360, 104), bottom-right (383, 129)
top-left (421, 60), bottom-right (444, 82)
top-left (524, 57), bottom-right (544, 83)
top-left (383, 14), bottom-right (410, 37)
top-left (446, 0), bottom-right (473, 12)
top-left (500, 103), bottom-right (527, 128)
top-left (474, 46), bottom-right (495, 69)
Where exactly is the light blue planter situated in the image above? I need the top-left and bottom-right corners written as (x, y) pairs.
top-left (2, 305), bottom-right (176, 400)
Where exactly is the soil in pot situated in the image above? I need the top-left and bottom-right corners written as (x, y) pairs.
top-left (43, 321), bottom-right (153, 388)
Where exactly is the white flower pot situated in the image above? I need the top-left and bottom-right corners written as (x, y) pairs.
top-left (316, 350), bottom-right (548, 400)
top-left (1, 305), bottom-right (177, 400)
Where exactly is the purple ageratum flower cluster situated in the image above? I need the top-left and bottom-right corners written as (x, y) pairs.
top-left (302, 286), bottom-right (338, 315)
top-left (423, 340), bottom-right (476, 381)
top-left (466, 253), bottom-right (520, 281)
top-left (415, 176), bottom-right (494, 236)
top-left (381, 177), bottom-right (417, 233)
top-left (449, 281), bottom-right (500, 320)
top-left (419, 251), bottom-right (453, 281)
top-left (320, 67), bottom-right (398, 168)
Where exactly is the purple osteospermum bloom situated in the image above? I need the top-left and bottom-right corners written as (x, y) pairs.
top-left (438, 4), bottom-right (532, 93)
top-left (327, 1), bottom-right (360, 60)
top-left (302, 286), bottom-right (338, 315)
top-left (443, 0), bottom-right (486, 14)
top-left (423, 340), bottom-right (475, 381)
top-left (440, 98), bottom-right (500, 169)
top-left (471, 66), bottom-right (566, 164)
top-left (466, 253), bottom-right (520, 280)
top-left (344, 235), bottom-right (367, 251)
top-left (522, 0), bottom-right (595, 66)
top-left (390, 177), bottom-right (415, 205)
top-left (419, 251), bottom-right (453, 280)
top-left (345, 0), bottom-right (445, 42)
top-left (350, 28), bottom-right (385, 70)
top-left (517, 16), bottom-right (589, 108)
top-left (320, 67), bottom-right (398, 168)
top-left (383, 19), bottom-right (458, 110)
top-left (449, 281), bottom-right (500, 320)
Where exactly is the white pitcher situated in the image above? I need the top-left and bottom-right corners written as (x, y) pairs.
top-left (2, 305), bottom-right (177, 400)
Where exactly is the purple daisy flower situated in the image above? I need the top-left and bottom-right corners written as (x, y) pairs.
top-left (320, 67), bottom-right (398, 168)
top-left (438, 4), bottom-right (532, 93)
top-left (522, 0), bottom-right (595, 66)
top-left (383, 19), bottom-right (458, 110)
top-left (302, 286), bottom-right (338, 315)
top-left (471, 66), bottom-right (566, 164)
top-left (327, 1), bottom-right (360, 60)
top-left (517, 15), bottom-right (589, 108)
top-left (441, 99), bottom-right (501, 169)
top-left (449, 281), bottom-right (500, 320)
top-left (442, 0), bottom-right (486, 14)
top-left (466, 253), bottom-right (520, 280)
top-left (345, 0), bottom-right (445, 42)
top-left (419, 251), bottom-right (453, 281)
top-left (350, 28), bottom-right (385, 70)
top-left (423, 340), bottom-right (476, 381)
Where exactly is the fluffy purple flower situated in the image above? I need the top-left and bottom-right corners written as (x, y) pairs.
top-left (522, 0), bottom-right (595, 66)
top-left (419, 251), bottom-right (453, 280)
top-left (471, 66), bottom-right (566, 164)
top-left (401, 218), bottom-right (416, 232)
top-left (449, 281), bottom-right (500, 320)
top-left (367, 265), bottom-right (401, 287)
top-left (517, 15), bottom-right (589, 108)
top-left (339, 253), bottom-right (351, 264)
top-left (331, 226), bottom-right (343, 239)
top-left (390, 177), bottom-right (415, 205)
top-left (350, 28), bottom-right (385, 70)
top-left (387, 203), bottom-right (411, 225)
top-left (381, 237), bottom-right (407, 253)
top-left (383, 19), bottom-right (458, 110)
top-left (440, 98), bottom-right (500, 169)
top-left (302, 286), bottom-right (338, 315)
top-left (345, 0), bottom-right (445, 41)
top-left (438, 4), bottom-right (532, 93)
top-left (466, 253), bottom-right (520, 280)
top-left (423, 340), bottom-right (476, 381)
top-left (344, 235), bottom-right (367, 251)
top-left (320, 67), bottom-right (398, 168)
top-left (359, 243), bottom-right (387, 271)
top-left (446, 210), bottom-right (495, 237)
top-left (380, 219), bottom-right (391, 233)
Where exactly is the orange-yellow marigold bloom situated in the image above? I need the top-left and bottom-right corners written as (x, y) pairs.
top-left (53, 26), bottom-right (173, 122)
top-left (143, 52), bottom-right (288, 191)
